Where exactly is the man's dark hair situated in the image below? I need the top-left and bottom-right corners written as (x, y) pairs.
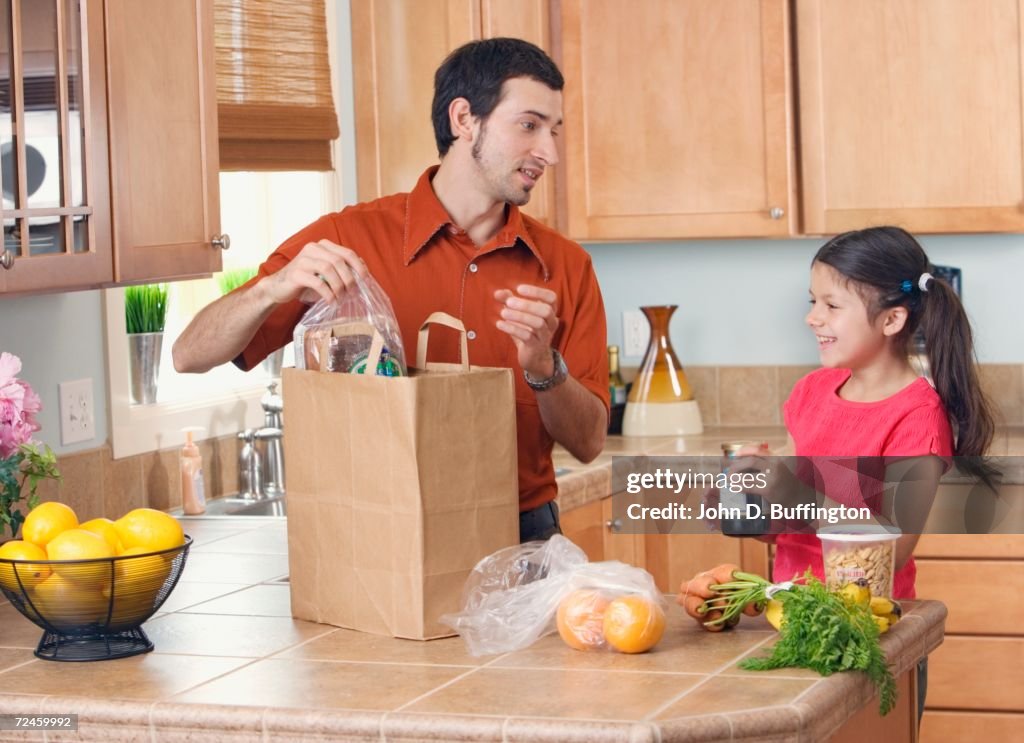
top-left (431, 38), bottom-right (564, 157)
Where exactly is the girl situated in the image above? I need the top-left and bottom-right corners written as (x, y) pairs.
top-left (776, 225), bottom-right (995, 599)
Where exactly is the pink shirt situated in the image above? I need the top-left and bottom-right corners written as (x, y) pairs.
top-left (775, 367), bottom-right (954, 598)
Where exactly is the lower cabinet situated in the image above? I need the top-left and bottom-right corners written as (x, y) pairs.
top-left (915, 534), bottom-right (1024, 741)
top-left (560, 495), bottom-right (770, 593)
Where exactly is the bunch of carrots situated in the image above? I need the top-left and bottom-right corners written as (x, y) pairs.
top-left (676, 563), bottom-right (768, 630)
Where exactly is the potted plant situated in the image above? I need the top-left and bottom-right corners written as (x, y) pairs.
top-left (0, 352), bottom-right (61, 540)
top-left (125, 284), bottom-right (168, 405)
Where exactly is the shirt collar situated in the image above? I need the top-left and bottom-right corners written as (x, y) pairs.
top-left (402, 166), bottom-right (550, 279)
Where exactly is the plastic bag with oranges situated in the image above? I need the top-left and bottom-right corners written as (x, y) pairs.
top-left (440, 535), bottom-right (666, 656)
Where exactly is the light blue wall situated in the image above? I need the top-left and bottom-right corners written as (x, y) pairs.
top-left (1, 5), bottom-right (1021, 456)
top-left (0, 291), bottom-right (108, 454)
top-left (589, 233), bottom-right (1024, 366)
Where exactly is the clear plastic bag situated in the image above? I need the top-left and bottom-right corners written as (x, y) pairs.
top-left (293, 273), bottom-right (407, 375)
top-left (439, 534), bottom-right (666, 656)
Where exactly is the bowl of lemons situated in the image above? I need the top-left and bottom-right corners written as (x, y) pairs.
top-left (0, 502), bottom-right (191, 661)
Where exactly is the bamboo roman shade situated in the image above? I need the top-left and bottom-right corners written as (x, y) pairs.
top-left (215, 0), bottom-right (339, 170)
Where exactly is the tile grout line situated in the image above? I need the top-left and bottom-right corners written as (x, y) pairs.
top-left (641, 632), bottom-right (778, 722)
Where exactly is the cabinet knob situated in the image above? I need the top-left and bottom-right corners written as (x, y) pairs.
top-left (211, 234), bottom-right (231, 250)
top-left (605, 518), bottom-right (622, 533)
top-left (769, 207), bottom-right (785, 220)
top-left (0, 250), bottom-right (13, 269)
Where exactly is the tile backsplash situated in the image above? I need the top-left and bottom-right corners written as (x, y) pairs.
top-left (36, 364), bottom-right (1023, 521)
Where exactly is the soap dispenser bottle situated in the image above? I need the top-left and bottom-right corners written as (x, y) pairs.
top-left (181, 430), bottom-right (207, 515)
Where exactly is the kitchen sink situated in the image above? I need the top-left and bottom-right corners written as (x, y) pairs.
top-left (174, 495), bottom-right (286, 518)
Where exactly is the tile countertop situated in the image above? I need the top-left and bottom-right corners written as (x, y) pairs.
top-left (553, 425), bottom-right (1024, 513)
top-left (0, 515), bottom-right (944, 742)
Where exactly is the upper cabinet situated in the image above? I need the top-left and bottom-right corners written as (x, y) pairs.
top-left (558, 0), bottom-right (796, 240)
top-left (0, 0), bottom-right (112, 293)
top-left (1, 0), bottom-right (221, 295)
top-left (105, 0), bottom-right (221, 282)
top-left (796, 0), bottom-right (1024, 234)
top-left (351, 0), bottom-right (1024, 240)
top-left (351, 0), bottom-right (556, 226)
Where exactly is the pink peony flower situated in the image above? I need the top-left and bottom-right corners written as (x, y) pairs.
top-left (0, 353), bottom-right (42, 458)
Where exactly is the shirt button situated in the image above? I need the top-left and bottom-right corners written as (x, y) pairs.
top-left (467, 330), bottom-right (477, 340)
top-left (447, 224), bottom-right (462, 236)
top-left (469, 263), bottom-right (478, 273)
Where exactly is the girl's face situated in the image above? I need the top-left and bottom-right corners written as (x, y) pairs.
top-left (805, 262), bottom-right (891, 370)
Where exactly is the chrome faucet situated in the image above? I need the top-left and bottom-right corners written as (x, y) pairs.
top-left (237, 381), bottom-right (285, 500)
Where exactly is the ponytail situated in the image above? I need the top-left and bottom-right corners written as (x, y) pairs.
top-left (919, 276), bottom-right (998, 485)
top-left (815, 227), bottom-right (998, 488)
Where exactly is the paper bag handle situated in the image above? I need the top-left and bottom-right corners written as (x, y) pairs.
top-left (416, 312), bottom-right (469, 371)
top-left (317, 321), bottom-right (385, 374)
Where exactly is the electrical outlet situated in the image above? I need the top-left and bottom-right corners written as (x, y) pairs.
top-left (622, 310), bottom-right (649, 358)
top-left (59, 378), bottom-right (95, 445)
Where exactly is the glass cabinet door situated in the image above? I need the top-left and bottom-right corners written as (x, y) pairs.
top-left (0, 0), bottom-right (111, 293)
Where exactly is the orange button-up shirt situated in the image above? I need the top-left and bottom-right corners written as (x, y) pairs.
top-left (236, 167), bottom-right (609, 512)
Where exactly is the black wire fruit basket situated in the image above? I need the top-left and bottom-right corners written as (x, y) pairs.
top-left (0, 536), bottom-right (191, 661)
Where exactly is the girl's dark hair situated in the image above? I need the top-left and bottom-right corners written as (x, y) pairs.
top-left (814, 226), bottom-right (997, 485)
top-left (431, 38), bottom-right (564, 157)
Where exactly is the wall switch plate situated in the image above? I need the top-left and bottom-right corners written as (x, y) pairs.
top-left (59, 378), bottom-right (95, 445)
top-left (622, 310), bottom-right (649, 358)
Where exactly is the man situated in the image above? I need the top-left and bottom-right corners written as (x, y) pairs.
top-left (173, 38), bottom-right (609, 542)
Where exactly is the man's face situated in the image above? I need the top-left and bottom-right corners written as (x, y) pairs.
top-left (469, 77), bottom-right (562, 206)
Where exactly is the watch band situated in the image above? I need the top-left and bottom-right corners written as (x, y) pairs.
top-left (524, 349), bottom-right (568, 391)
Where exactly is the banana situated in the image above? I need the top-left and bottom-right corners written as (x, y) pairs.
top-left (765, 599), bottom-right (784, 631)
top-left (869, 596), bottom-right (902, 619)
top-left (838, 579), bottom-right (871, 608)
top-left (873, 614), bottom-right (890, 634)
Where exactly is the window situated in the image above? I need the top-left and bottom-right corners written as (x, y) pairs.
top-left (105, 170), bottom-right (336, 458)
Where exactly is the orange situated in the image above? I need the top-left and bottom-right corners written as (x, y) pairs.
top-left (556, 589), bottom-right (611, 651)
top-left (113, 509), bottom-right (184, 553)
top-left (602, 594), bottom-right (666, 654)
top-left (0, 540), bottom-right (52, 590)
top-left (21, 502), bottom-right (78, 548)
top-left (79, 518), bottom-right (122, 554)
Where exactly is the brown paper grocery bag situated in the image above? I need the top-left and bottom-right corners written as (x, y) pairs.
top-left (283, 312), bottom-right (519, 639)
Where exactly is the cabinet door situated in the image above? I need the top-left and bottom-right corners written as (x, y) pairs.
top-left (0, 0), bottom-right (112, 293)
top-left (797, 0), bottom-right (1024, 234)
top-left (105, 0), bottom-right (221, 282)
top-left (558, 0), bottom-right (795, 240)
top-left (351, 0), bottom-right (479, 200)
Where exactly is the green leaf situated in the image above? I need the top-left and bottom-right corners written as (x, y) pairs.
top-left (125, 284), bottom-right (169, 333)
top-left (216, 267), bottom-right (258, 296)
top-left (738, 573), bottom-right (897, 716)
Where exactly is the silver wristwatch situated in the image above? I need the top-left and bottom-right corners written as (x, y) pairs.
top-left (524, 349), bottom-right (568, 391)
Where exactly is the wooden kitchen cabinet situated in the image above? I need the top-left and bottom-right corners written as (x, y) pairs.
top-left (560, 495), bottom-right (769, 594)
top-left (796, 0), bottom-right (1024, 234)
top-left (105, 0), bottom-right (222, 282)
top-left (560, 496), bottom-right (645, 566)
top-left (0, 0), bottom-right (113, 294)
top-left (556, 0), bottom-right (797, 240)
top-left (2, 0), bottom-right (221, 294)
top-left (914, 534), bottom-right (1024, 740)
top-left (350, 0), bottom-right (556, 226)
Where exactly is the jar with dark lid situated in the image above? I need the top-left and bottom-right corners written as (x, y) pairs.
top-left (719, 442), bottom-right (770, 537)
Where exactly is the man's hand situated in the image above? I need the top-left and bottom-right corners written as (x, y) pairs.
top-left (493, 284), bottom-right (559, 377)
top-left (265, 239), bottom-right (369, 305)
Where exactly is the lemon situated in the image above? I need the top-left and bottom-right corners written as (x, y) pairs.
top-left (30, 573), bottom-right (109, 626)
top-left (104, 547), bottom-right (173, 625)
top-left (0, 540), bottom-right (52, 591)
top-left (45, 529), bottom-right (115, 587)
top-left (114, 509), bottom-right (184, 553)
top-left (21, 502), bottom-right (78, 548)
top-left (79, 518), bottom-right (122, 554)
